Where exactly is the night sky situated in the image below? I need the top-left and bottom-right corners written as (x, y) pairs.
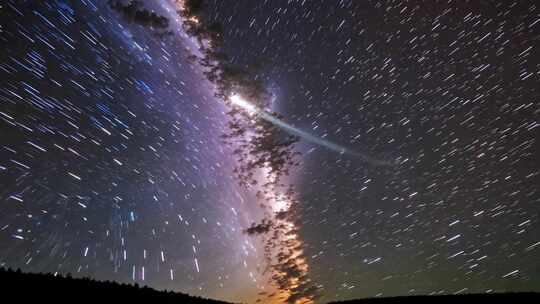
top-left (0, 1), bottom-right (539, 304)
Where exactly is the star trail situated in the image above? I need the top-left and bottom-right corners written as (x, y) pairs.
top-left (0, 1), bottom-right (539, 304)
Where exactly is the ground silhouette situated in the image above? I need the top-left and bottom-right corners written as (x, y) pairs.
top-left (328, 292), bottom-right (540, 304)
top-left (0, 267), bottom-right (233, 303)
top-left (1, 267), bottom-right (538, 303)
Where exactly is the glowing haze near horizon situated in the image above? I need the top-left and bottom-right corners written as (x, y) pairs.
top-left (0, 1), bottom-right (539, 303)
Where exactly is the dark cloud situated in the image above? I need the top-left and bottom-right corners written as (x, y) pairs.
top-left (244, 220), bottom-right (272, 235)
top-left (109, 0), bottom-right (169, 29)
top-left (178, 1), bottom-right (318, 302)
top-left (180, 0), bottom-right (300, 190)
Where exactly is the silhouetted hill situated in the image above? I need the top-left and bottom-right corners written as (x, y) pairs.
top-left (0, 267), bottom-right (233, 303)
top-left (328, 292), bottom-right (540, 304)
top-left (2, 268), bottom-right (538, 303)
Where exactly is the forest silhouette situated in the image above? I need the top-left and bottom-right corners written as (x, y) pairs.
top-left (1, 268), bottom-right (538, 303)
top-left (0, 267), bottom-right (232, 303)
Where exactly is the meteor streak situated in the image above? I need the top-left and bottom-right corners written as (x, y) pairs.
top-left (230, 94), bottom-right (393, 166)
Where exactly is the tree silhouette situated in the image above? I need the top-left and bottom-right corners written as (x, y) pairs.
top-left (0, 267), bottom-right (233, 303)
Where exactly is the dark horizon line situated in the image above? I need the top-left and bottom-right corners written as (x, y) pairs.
top-left (1, 267), bottom-right (539, 304)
